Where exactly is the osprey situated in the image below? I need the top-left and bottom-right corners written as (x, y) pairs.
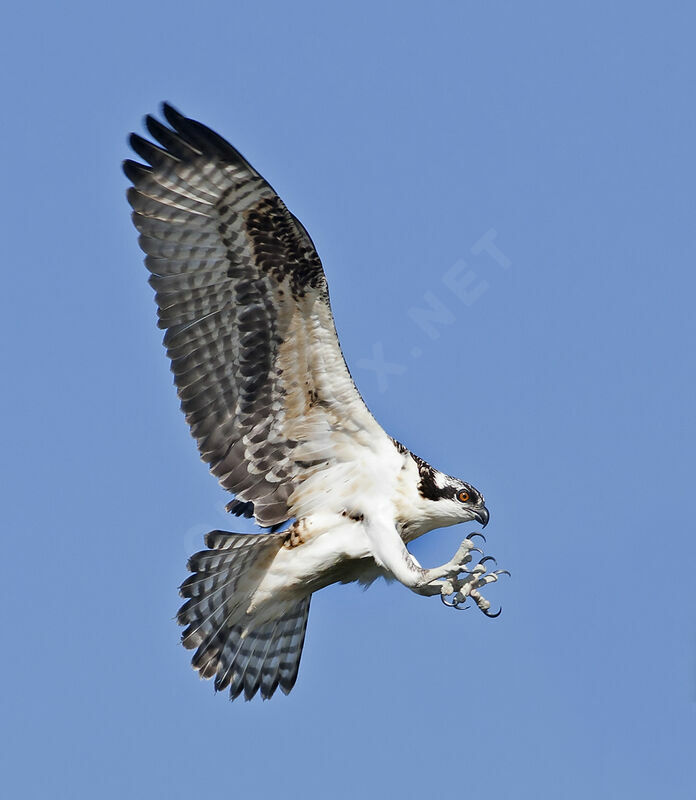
top-left (124, 104), bottom-right (507, 701)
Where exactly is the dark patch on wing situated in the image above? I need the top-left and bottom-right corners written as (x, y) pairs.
top-left (244, 196), bottom-right (325, 298)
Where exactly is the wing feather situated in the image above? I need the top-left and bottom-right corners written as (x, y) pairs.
top-left (125, 104), bottom-right (388, 526)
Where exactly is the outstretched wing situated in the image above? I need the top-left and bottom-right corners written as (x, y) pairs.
top-left (124, 104), bottom-right (389, 526)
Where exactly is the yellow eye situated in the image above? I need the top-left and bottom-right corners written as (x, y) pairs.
top-left (457, 490), bottom-right (470, 503)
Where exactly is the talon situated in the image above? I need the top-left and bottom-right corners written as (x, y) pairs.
top-left (441, 592), bottom-right (470, 610)
top-left (494, 569), bottom-right (511, 577)
top-left (482, 606), bottom-right (502, 618)
top-left (478, 555), bottom-right (497, 567)
top-left (467, 532), bottom-right (487, 543)
top-left (442, 594), bottom-right (468, 610)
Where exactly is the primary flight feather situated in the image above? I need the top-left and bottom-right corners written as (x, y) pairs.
top-left (124, 104), bottom-right (506, 701)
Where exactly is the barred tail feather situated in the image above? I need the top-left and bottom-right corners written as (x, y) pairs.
top-left (216, 597), bottom-right (311, 700)
top-left (177, 530), bottom-right (311, 700)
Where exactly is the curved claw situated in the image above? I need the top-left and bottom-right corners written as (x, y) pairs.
top-left (482, 605), bottom-right (502, 618)
top-left (441, 593), bottom-right (469, 610)
top-left (478, 555), bottom-right (498, 567)
top-left (494, 569), bottom-right (511, 578)
top-left (467, 532), bottom-right (487, 544)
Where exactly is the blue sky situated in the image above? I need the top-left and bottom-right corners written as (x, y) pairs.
top-left (2, 2), bottom-right (694, 797)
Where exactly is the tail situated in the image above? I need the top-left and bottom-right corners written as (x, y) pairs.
top-left (177, 530), bottom-right (311, 701)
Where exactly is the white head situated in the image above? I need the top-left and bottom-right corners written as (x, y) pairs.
top-left (420, 466), bottom-right (488, 522)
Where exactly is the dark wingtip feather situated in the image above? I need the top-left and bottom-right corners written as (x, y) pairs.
top-left (145, 114), bottom-right (199, 159)
top-left (129, 132), bottom-right (171, 166)
top-left (158, 103), bottom-right (255, 171)
top-left (161, 102), bottom-right (185, 129)
top-left (122, 158), bottom-right (151, 183)
top-left (144, 114), bottom-right (164, 138)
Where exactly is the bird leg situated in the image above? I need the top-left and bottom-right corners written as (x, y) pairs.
top-left (417, 543), bottom-right (510, 617)
top-left (361, 517), bottom-right (507, 615)
top-left (411, 536), bottom-right (481, 592)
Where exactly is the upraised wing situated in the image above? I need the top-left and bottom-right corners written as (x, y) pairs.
top-left (124, 104), bottom-right (388, 526)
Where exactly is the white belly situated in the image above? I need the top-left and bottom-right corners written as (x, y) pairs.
top-left (248, 513), bottom-right (375, 617)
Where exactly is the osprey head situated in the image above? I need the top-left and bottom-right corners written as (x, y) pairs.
top-left (415, 461), bottom-right (489, 531)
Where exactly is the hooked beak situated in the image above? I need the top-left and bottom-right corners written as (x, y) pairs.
top-left (473, 506), bottom-right (490, 528)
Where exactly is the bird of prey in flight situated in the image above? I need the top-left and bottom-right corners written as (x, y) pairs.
top-left (124, 104), bottom-right (507, 702)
